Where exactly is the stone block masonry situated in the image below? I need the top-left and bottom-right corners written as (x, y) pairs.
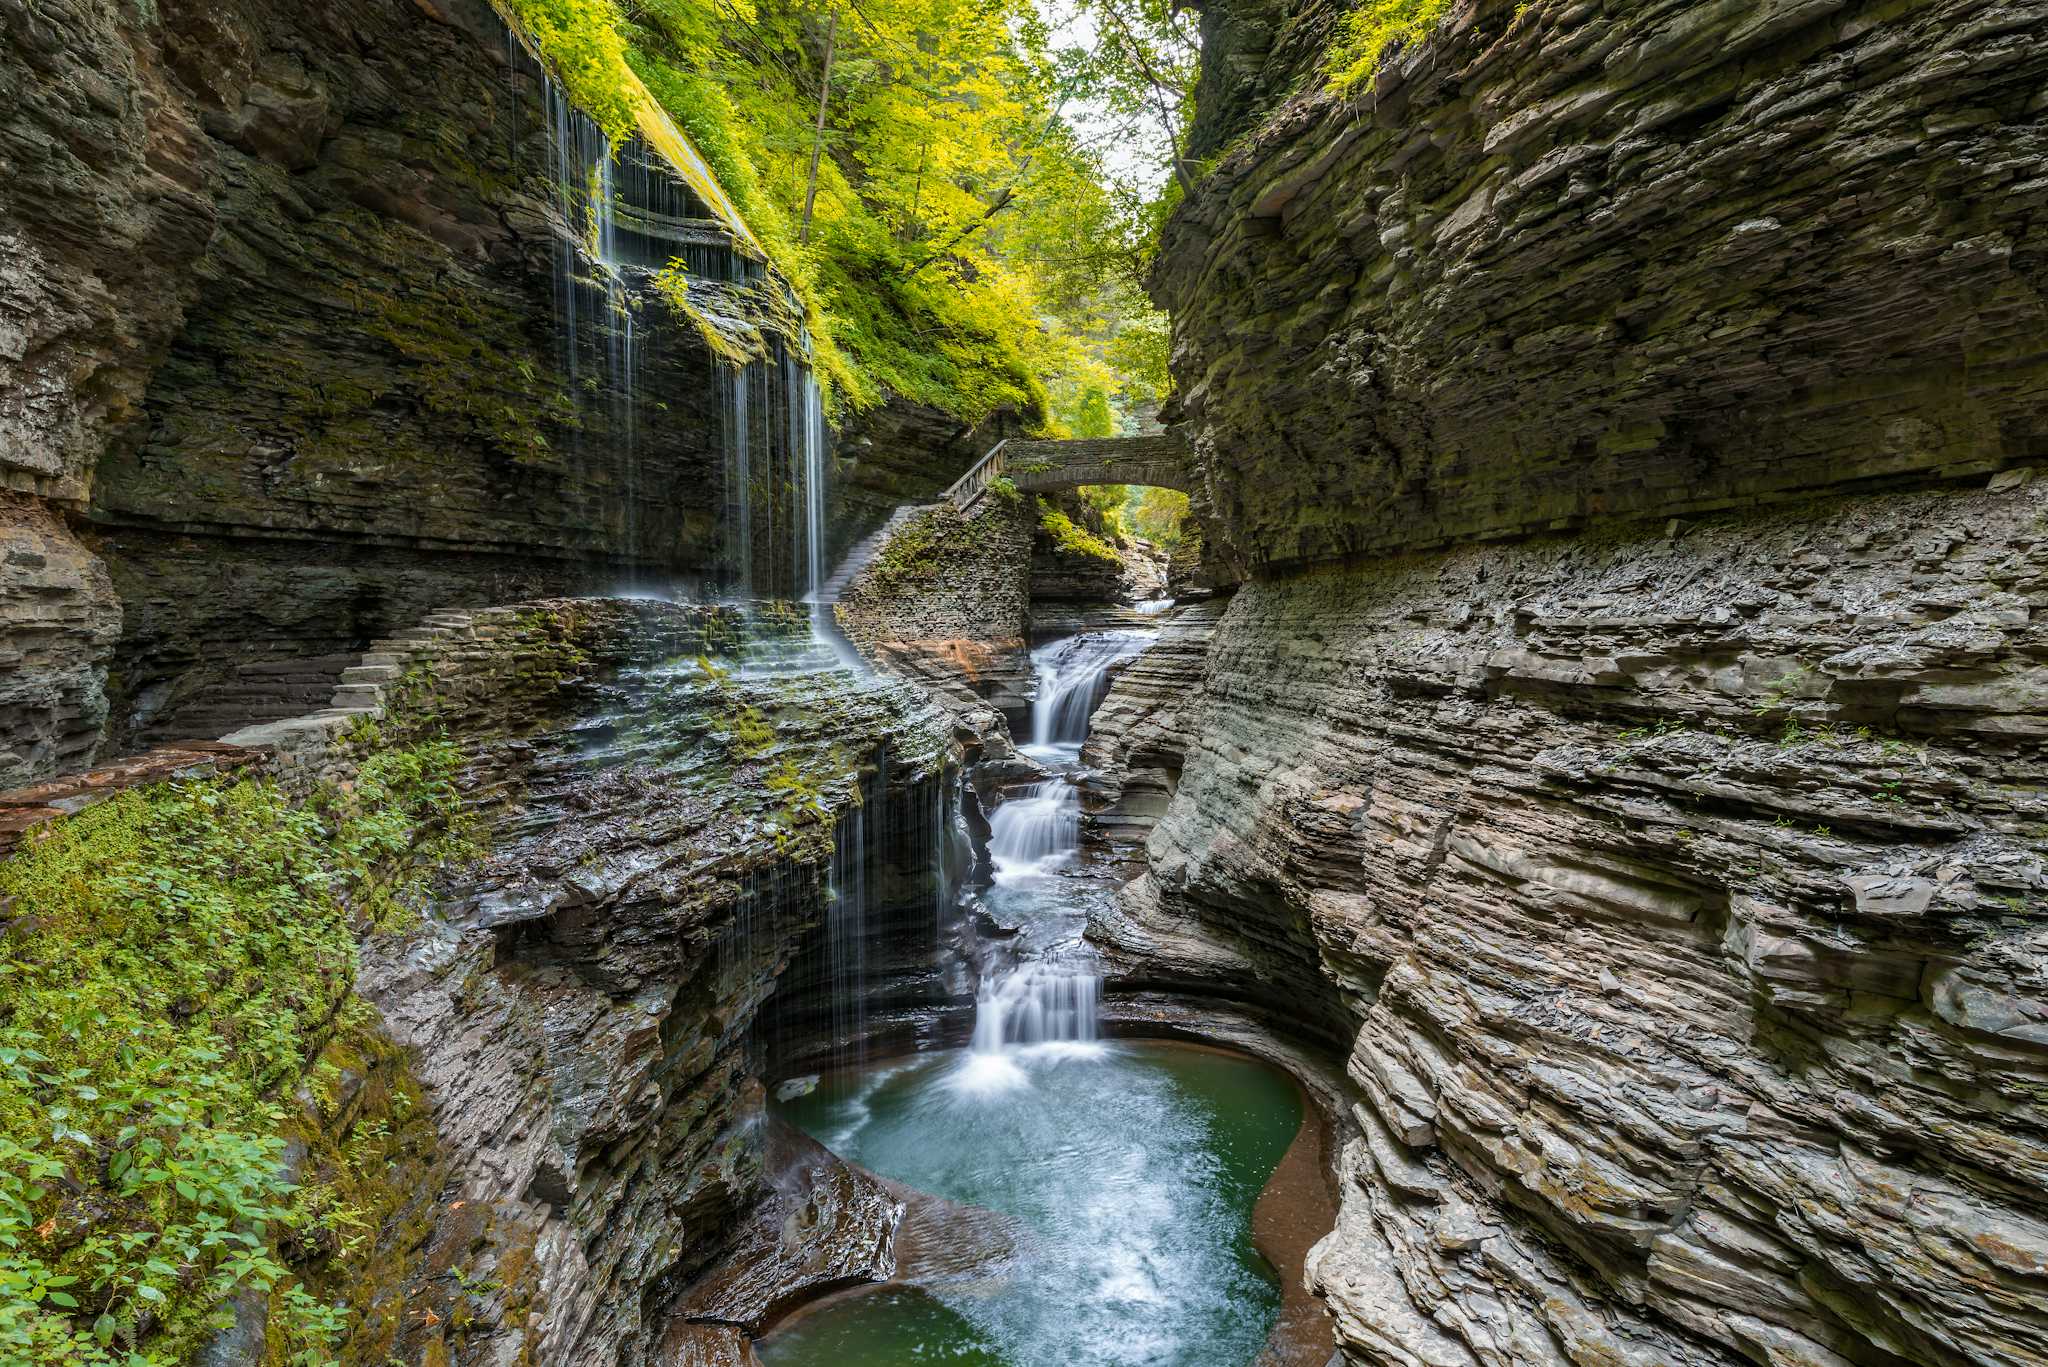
top-left (835, 497), bottom-right (1040, 722)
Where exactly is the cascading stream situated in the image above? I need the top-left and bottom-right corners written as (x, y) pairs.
top-left (985, 779), bottom-right (1079, 882)
top-left (1022, 629), bottom-right (1154, 762)
top-left (962, 628), bottom-right (1157, 1080)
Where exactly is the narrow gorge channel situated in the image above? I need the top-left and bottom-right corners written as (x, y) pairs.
top-left (3, 2), bottom-right (2045, 1367)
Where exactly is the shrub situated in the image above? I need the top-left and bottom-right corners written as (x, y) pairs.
top-left (0, 745), bottom-right (476, 1365)
top-left (1328, 0), bottom-right (1455, 92)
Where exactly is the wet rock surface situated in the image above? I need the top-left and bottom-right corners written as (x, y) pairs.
top-left (1153, 0), bottom-right (2048, 571)
top-left (340, 598), bottom-right (954, 1365)
top-left (0, 0), bottom-right (997, 780)
top-left (1080, 600), bottom-right (1229, 852)
top-left (670, 1119), bottom-right (905, 1336)
top-left (836, 498), bottom-right (1039, 725)
top-left (1093, 478), bottom-right (2048, 1367)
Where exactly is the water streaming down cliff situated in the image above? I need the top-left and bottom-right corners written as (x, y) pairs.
top-left (958, 627), bottom-right (1161, 1079)
top-left (520, 47), bottom-right (833, 601)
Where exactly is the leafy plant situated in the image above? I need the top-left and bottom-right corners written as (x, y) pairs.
top-left (1327, 0), bottom-right (1455, 93)
top-left (0, 745), bottom-right (477, 1364)
top-left (1037, 500), bottom-right (1122, 565)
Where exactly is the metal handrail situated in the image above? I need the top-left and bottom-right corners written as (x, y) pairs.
top-left (943, 438), bottom-right (1010, 511)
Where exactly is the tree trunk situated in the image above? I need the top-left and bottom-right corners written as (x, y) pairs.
top-left (799, 9), bottom-right (840, 244)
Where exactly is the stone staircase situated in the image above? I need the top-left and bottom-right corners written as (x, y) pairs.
top-left (814, 503), bottom-right (936, 606)
top-left (221, 610), bottom-right (483, 759)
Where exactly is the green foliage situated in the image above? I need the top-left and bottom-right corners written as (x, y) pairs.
top-left (1037, 498), bottom-right (1123, 565)
top-left (511, 0), bottom-right (1174, 427)
top-left (503, 0), bottom-right (641, 141)
top-left (987, 474), bottom-right (1022, 505)
top-left (1128, 485), bottom-right (1189, 549)
top-left (1327, 0), bottom-right (1455, 92)
top-left (1077, 484), bottom-right (1131, 540)
top-left (0, 746), bottom-right (476, 1365)
top-left (863, 509), bottom-right (949, 594)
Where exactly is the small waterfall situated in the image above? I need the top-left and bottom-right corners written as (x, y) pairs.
top-left (799, 358), bottom-right (827, 631)
top-left (986, 780), bottom-right (1079, 882)
top-left (970, 966), bottom-right (1100, 1051)
top-left (718, 340), bottom-right (829, 605)
top-left (723, 365), bottom-right (753, 596)
top-left (1024, 630), bottom-right (1154, 760)
top-left (540, 73), bottom-right (646, 564)
top-left (954, 963), bottom-right (1103, 1092)
top-left (827, 795), bottom-right (869, 1073)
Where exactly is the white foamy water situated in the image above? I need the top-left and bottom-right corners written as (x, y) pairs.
top-left (1020, 629), bottom-right (1153, 761)
top-left (986, 779), bottom-right (1080, 882)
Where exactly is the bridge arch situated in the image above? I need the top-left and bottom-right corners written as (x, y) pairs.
top-left (945, 431), bottom-right (1193, 509)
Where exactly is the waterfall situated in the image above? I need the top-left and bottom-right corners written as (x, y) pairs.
top-left (1023, 630), bottom-right (1154, 761)
top-left (515, 42), bottom-right (837, 614)
top-left (718, 340), bottom-right (829, 606)
top-left (540, 73), bottom-right (647, 566)
top-left (827, 796), bottom-right (868, 1073)
top-left (723, 365), bottom-right (753, 597)
top-left (970, 966), bottom-right (1099, 1051)
top-left (986, 780), bottom-right (1079, 882)
top-left (954, 963), bottom-right (1103, 1093)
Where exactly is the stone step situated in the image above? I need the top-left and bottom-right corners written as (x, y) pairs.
top-left (340, 664), bottom-right (402, 685)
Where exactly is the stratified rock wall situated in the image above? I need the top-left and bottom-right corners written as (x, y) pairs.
top-left (0, 493), bottom-right (120, 785)
top-left (1080, 600), bottom-right (1227, 849)
top-left (836, 498), bottom-right (1039, 723)
top-left (0, 0), bottom-right (999, 778)
top-left (337, 599), bottom-right (953, 1365)
top-left (1152, 0), bottom-right (2048, 571)
top-left (1100, 476), bottom-right (2048, 1367)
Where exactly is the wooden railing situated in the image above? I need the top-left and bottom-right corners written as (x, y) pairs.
top-left (943, 438), bottom-right (1011, 511)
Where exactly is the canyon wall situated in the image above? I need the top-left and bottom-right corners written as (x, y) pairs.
top-left (1154, 0), bottom-right (2047, 573)
top-left (351, 601), bottom-right (953, 1366)
top-left (0, 596), bottom-right (953, 1364)
top-left (1101, 479), bottom-right (2048, 1366)
top-left (1109, 1), bottom-right (2048, 1364)
top-left (0, 0), bottom-right (994, 784)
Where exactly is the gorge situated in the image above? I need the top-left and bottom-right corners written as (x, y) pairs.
top-left (2, 1), bottom-right (2045, 1366)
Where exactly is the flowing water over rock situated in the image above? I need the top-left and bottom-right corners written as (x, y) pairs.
top-left (985, 779), bottom-right (1080, 881)
top-left (748, 626), bottom-right (1308, 1365)
top-left (1021, 629), bottom-right (1155, 763)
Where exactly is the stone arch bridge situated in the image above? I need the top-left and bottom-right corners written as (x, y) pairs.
top-left (945, 431), bottom-right (1193, 510)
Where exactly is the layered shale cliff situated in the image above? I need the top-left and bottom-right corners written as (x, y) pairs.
top-left (0, 0), bottom-right (998, 785)
top-left (1099, 1), bottom-right (2048, 1364)
top-left (0, 597), bottom-right (954, 1365)
top-left (1155, 0), bottom-right (2046, 573)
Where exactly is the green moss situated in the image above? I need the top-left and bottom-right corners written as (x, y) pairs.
top-left (355, 282), bottom-right (578, 466)
top-left (0, 745), bottom-right (480, 1365)
top-left (861, 509), bottom-right (952, 596)
top-left (1327, 0), bottom-right (1455, 92)
top-left (1036, 498), bottom-right (1123, 566)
